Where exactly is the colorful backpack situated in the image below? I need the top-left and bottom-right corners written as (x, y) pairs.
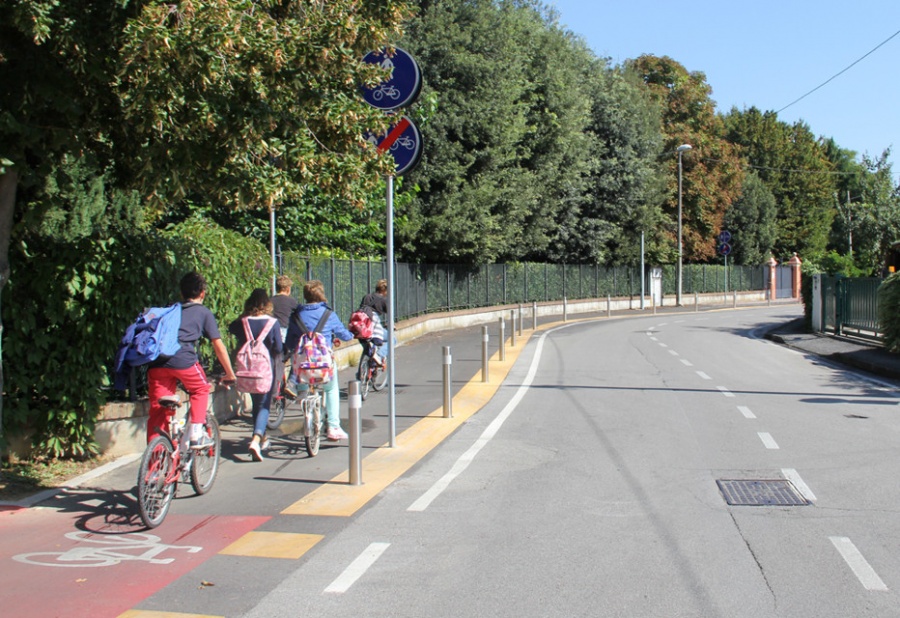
top-left (235, 317), bottom-right (277, 394)
top-left (348, 309), bottom-right (374, 339)
top-left (292, 310), bottom-right (334, 384)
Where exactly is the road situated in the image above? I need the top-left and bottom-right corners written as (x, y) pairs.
top-left (245, 307), bottom-right (900, 618)
top-left (6, 305), bottom-right (900, 617)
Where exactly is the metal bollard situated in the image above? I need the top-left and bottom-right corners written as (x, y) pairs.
top-left (442, 346), bottom-right (452, 418)
top-left (695, 292), bottom-right (699, 312)
top-left (481, 325), bottom-right (490, 383)
top-left (510, 309), bottom-right (516, 347)
top-left (652, 292), bottom-right (657, 315)
top-left (348, 380), bottom-right (362, 486)
top-left (518, 304), bottom-right (523, 337)
top-left (607, 294), bottom-right (611, 318)
top-left (563, 296), bottom-right (568, 322)
top-left (532, 301), bottom-right (537, 330)
top-left (499, 317), bottom-right (505, 361)
top-left (733, 290), bottom-right (737, 308)
top-left (767, 288), bottom-right (771, 307)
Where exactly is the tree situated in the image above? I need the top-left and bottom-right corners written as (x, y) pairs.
top-left (724, 171), bottom-right (777, 265)
top-left (724, 107), bottom-right (837, 261)
top-left (848, 151), bottom-right (900, 275)
top-left (0, 0), bottom-right (414, 441)
top-left (628, 55), bottom-right (744, 263)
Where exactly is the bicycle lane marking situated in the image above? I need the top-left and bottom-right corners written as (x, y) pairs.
top-left (0, 509), bottom-right (267, 618)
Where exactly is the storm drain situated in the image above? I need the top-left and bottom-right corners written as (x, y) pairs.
top-left (716, 479), bottom-right (810, 506)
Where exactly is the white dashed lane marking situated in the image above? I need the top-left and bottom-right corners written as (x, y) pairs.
top-left (830, 537), bottom-right (889, 592)
top-left (758, 432), bottom-right (779, 449)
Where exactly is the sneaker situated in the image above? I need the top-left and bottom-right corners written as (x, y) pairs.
top-left (326, 426), bottom-right (348, 441)
top-left (260, 438), bottom-right (271, 451)
top-left (190, 434), bottom-right (215, 451)
top-left (249, 442), bottom-right (264, 462)
top-left (283, 382), bottom-right (298, 399)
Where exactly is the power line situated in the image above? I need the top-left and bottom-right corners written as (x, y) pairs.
top-left (777, 28), bottom-right (900, 114)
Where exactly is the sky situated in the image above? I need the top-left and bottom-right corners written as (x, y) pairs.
top-left (548, 0), bottom-right (900, 175)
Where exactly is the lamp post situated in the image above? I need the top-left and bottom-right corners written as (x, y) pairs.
top-left (676, 144), bottom-right (692, 306)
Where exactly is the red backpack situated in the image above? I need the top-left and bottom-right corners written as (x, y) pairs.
top-left (235, 317), bottom-right (277, 394)
top-left (348, 309), bottom-right (374, 339)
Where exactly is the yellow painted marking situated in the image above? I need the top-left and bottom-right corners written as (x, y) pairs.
top-left (219, 531), bottom-right (324, 559)
top-left (281, 330), bottom-right (536, 517)
top-left (119, 609), bottom-right (224, 618)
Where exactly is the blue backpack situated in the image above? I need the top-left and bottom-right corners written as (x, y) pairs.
top-left (113, 303), bottom-right (184, 390)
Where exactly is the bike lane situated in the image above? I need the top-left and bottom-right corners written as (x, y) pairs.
top-left (0, 506), bottom-right (267, 618)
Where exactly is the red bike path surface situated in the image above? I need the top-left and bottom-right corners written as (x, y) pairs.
top-left (0, 305), bottom-right (827, 618)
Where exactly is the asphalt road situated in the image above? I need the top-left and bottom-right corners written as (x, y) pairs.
top-left (8, 303), bottom-right (900, 617)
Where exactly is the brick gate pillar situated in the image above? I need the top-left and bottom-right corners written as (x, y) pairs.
top-left (767, 257), bottom-right (778, 301)
top-left (788, 253), bottom-right (802, 299)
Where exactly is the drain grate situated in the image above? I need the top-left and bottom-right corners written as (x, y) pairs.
top-left (716, 479), bottom-right (809, 506)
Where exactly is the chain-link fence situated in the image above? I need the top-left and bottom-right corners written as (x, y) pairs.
top-left (280, 253), bottom-right (767, 322)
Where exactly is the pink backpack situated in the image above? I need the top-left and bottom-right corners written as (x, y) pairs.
top-left (235, 317), bottom-right (277, 394)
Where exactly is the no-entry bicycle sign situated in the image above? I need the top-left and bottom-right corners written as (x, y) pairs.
top-left (364, 116), bottom-right (423, 176)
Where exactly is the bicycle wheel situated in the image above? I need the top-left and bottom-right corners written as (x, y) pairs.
top-left (372, 359), bottom-right (388, 391)
top-left (267, 394), bottom-right (286, 430)
top-left (305, 396), bottom-right (321, 457)
top-left (357, 354), bottom-right (371, 401)
top-left (137, 436), bottom-right (176, 529)
top-left (190, 414), bottom-right (220, 495)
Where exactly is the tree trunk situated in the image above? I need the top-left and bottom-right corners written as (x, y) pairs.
top-left (0, 171), bottom-right (18, 443)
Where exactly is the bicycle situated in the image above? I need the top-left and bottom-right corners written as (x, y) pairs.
top-left (136, 386), bottom-right (222, 529)
top-left (356, 338), bottom-right (388, 401)
top-left (298, 382), bottom-right (324, 457)
top-left (267, 356), bottom-right (295, 431)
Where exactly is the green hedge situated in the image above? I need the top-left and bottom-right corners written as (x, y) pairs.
top-left (2, 216), bottom-right (269, 457)
top-left (878, 273), bottom-right (900, 353)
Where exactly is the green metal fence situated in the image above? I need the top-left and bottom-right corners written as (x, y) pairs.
top-left (280, 253), bottom-right (768, 323)
top-left (819, 276), bottom-right (883, 341)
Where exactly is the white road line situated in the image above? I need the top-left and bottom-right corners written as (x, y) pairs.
top-left (650, 336), bottom-right (658, 341)
top-left (658, 342), bottom-right (668, 348)
top-left (717, 386), bottom-right (735, 398)
top-left (829, 537), bottom-right (889, 592)
top-left (782, 468), bottom-right (817, 502)
top-left (680, 359), bottom-right (693, 367)
top-left (737, 406), bottom-right (756, 419)
top-left (668, 350), bottom-right (679, 357)
top-left (696, 371), bottom-right (711, 380)
top-left (758, 432), bottom-right (779, 449)
top-left (409, 322), bottom-right (569, 512)
top-left (325, 543), bottom-right (391, 594)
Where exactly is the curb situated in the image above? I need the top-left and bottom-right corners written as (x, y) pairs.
top-left (0, 453), bottom-right (141, 510)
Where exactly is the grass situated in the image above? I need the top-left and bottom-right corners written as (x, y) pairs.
top-left (0, 456), bottom-right (111, 502)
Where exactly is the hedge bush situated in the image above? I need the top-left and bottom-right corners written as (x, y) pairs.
top-left (877, 273), bottom-right (900, 353)
top-left (2, 216), bottom-right (269, 457)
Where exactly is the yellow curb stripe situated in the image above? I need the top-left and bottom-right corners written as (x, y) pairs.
top-left (118, 609), bottom-right (224, 618)
top-left (219, 531), bottom-right (324, 559)
top-left (280, 331), bottom-right (536, 517)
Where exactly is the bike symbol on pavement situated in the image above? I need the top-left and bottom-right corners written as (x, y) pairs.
top-left (13, 531), bottom-right (202, 568)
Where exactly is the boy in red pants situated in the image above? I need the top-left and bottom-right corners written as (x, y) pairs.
top-left (146, 272), bottom-right (236, 444)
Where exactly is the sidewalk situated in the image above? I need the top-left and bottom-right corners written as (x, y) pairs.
top-left (765, 317), bottom-right (900, 381)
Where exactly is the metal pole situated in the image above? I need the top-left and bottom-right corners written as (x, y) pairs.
top-left (269, 206), bottom-right (277, 295)
top-left (518, 304), bottom-right (523, 336)
top-left (607, 294), bottom-right (611, 318)
top-left (348, 380), bottom-right (362, 486)
top-left (733, 290), bottom-right (737, 309)
top-left (677, 149), bottom-right (684, 306)
top-left (499, 317), bottom-right (505, 361)
top-left (695, 292), bottom-right (699, 312)
top-left (652, 291), bottom-right (657, 315)
top-left (386, 175), bottom-right (396, 448)
top-left (640, 231), bottom-right (645, 310)
top-left (563, 297), bottom-right (568, 322)
top-left (481, 326), bottom-right (490, 383)
top-left (442, 346), bottom-right (452, 419)
top-left (510, 309), bottom-right (516, 347)
top-left (532, 301), bottom-right (537, 330)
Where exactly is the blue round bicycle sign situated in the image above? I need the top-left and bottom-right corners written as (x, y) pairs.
top-left (360, 47), bottom-right (422, 111)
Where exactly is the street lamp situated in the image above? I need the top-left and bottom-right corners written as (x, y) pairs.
top-left (676, 144), bottom-right (692, 306)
